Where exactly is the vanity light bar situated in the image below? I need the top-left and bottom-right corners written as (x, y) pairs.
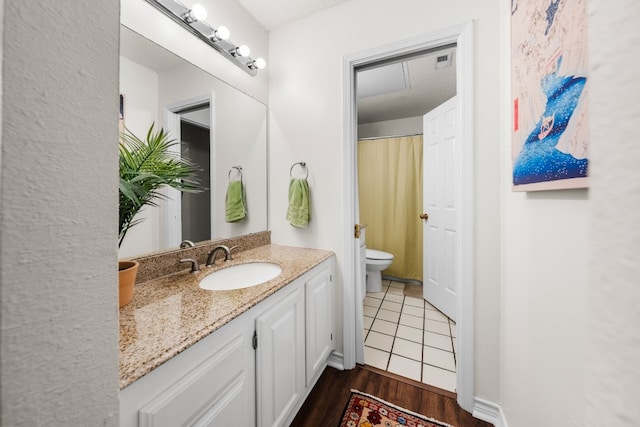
top-left (144, 0), bottom-right (265, 76)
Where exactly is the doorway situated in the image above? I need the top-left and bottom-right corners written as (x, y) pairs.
top-left (342, 22), bottom-right (475, 411)
top-left (164, 95), bottom-right (215, 248)
top-left (180, 109), bottom-right (211, 243)
top-left (356, 48), bottom-right (458, 391)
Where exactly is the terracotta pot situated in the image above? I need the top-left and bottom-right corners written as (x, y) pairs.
top-left (118, 260), bottom-right (139, 308)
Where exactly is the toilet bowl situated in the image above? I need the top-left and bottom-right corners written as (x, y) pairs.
top-left (365, 249), bottom-right (394, 293)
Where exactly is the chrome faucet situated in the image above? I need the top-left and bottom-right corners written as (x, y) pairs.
top-left (179, 258), bottom-right (200, 273)
top-left (206, 245), bottom-right (231, 266)
top-left (180, 240), bottom-right (195, 249)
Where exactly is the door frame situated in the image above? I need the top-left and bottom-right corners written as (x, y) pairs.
top-left (163, 93), bottom-right (216, 248)
top-left (341, 21), bottom-right (475, 411)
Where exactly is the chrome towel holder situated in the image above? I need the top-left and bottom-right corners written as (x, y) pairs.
top-left (290, 161), bottom-right (308, 179)
top-left (228, 165), bottom-right (243, 181)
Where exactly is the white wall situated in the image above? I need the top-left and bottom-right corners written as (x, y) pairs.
top-left (358, 116), bottom-right (423, 139)
top-left (119, 56), bottom-right (162, 258)
top-left (500, 188), bottom-right (588, 426)
top-left (0, 1), bottom-right (120, 425)
top-left (499, 0), bottom-right (640, 426)
top-left (268, 0), bottom-right (502, 402)
top-left (587, 1), bottom-right (640, 425)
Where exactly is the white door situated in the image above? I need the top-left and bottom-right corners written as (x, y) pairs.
top-left (305, 261), bottom-right (335, 385)
top-left (255, 287), bottom-right (305, 427)
top-left (423, 96), bottom-right (459, 321)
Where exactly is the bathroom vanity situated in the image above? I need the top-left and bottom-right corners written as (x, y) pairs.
top-left (119, 244), bottom-right (335, 427)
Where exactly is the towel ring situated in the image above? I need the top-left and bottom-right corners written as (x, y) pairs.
top-left (290, 161), bottom-right (308, 179)
top-left (228, 165), bottom-right (243, 181)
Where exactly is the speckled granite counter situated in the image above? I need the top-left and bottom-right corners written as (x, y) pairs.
top-left (119, 244), bottom-right (333, 389)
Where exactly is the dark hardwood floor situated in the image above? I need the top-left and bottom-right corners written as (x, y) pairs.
top-left (290, 365), bottom-right (493, 427)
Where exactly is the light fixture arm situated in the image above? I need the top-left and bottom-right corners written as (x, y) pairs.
top-left (144, 0), bottom-right (260, 76)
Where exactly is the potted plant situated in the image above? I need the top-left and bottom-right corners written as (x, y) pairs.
top-left (118, 124), bottom-right (202, 307)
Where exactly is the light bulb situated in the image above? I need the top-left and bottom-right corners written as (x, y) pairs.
top-left (190, 4), bottom-right (207, 20)
top-left (211, 26), bottom-right (230, 41)
top-left (185, 3), bottom-right (207, 23)
top-left (250, 58), bottom-right (266, 70)
top-left (233, 44), bottom-right (250, 57)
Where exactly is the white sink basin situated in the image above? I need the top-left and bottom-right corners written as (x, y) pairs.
top-left (198, 262), bottom-right (282, 291)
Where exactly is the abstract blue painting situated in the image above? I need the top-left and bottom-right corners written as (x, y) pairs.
top-left (511, 0), bottom-right (589, 191)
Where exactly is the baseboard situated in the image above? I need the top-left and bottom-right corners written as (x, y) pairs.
top-left (381, 274), bottom-right (423, 285)
top-left (472, 398), bottom-right (508, 427)
top-left (327, 351), bottom-right (344, 370)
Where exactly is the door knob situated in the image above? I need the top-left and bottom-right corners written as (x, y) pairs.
top-left (420, 213), bottom-right (429, 220)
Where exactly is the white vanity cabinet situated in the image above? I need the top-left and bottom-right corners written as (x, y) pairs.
top-left (304, 260), bottom-right (335, 386)
top-left (119, 308), bottom-right (257, 427)
top-left (120, 255), bottom-right (335, 427)
top-left (255, 286), bottom-right (305, 427)
top-left (255, 258), bottom-right (335, 427)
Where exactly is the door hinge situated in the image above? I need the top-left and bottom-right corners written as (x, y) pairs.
top-left (252, 330), bottom-right (258, 350)
top-left (331, 333), bottom-right (333, 341)
top-left (330, 274), bottom-right (333, 282)
top-left (354, 223), bottom-right (367, 238)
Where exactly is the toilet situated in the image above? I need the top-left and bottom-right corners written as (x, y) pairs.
top-left (365, 249), bottom-right (394, 293)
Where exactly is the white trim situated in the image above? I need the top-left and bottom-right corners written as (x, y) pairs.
top-left (342, 21), bottom-right (475, 412)
top-left (326, 352), bottom-right (345, 371)
top-left (472, 398), bottom-right (508, 427)
top-left (163, 108), bottom-right (183, 248)
top-left (456, 20), bottom-right (475, 412)
top-left (342, 53), bottom-right (358, 370)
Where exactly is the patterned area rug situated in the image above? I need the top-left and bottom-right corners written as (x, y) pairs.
top-left (339, 390), bottom-right (452, 427)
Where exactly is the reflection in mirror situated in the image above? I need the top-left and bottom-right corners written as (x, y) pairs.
top-left (118, 25), bottom-right (268, 259)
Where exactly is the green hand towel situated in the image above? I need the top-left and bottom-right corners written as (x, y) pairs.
top-left (225, 179), bottom-right (247, 222)
top-left (286, 178), bottom-right (310, 227)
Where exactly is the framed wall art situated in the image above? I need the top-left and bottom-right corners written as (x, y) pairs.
top-left (511, 0), bottom-right (589, 191)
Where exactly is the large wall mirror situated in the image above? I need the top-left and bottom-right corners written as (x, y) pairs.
top-left (119, 25), bottom-right (268, 258)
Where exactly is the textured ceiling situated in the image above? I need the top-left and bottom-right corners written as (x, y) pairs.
top-left (236, 0), bottom-right (351, 31)
top-left (356, 48), bottom-right (457, 124)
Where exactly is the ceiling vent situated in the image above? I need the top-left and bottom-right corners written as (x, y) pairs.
top-left (435, 53), bottom-right (452, 69)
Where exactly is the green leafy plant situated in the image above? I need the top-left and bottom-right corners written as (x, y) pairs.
top-left (119, 124), bottom-right (202, 248)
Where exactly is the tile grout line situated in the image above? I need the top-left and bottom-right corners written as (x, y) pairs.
top-left (381, 281), bottom-right (399, 372)
top-left (450, 320), bottom-right (457, 368)
top-left (386, 280), bottom-right (399, 371)
top-left (365, 281), bottom-right (458, 385)
top-left (363, 282), bottom-right (388, 343)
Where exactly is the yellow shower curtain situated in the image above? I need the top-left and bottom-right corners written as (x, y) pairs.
top-left (358, 135), bottom-right (423, 282)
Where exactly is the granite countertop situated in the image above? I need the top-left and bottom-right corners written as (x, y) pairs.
top-left (119, 244), bottom-right (333, 389)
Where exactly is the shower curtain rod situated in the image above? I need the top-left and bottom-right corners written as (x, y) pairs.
top-left (357, 132), bottom-right (423, 140)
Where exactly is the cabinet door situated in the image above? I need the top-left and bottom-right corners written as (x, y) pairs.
top-left (137, 332), bottom-right (254, 427)
top-left (256, 287), bottom-right (305, 427)
top-left (305, 261), bottom-right (335, 385)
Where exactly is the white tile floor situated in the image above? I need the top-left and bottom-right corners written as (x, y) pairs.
top-left (363, 280), bottom-right (457, 392)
